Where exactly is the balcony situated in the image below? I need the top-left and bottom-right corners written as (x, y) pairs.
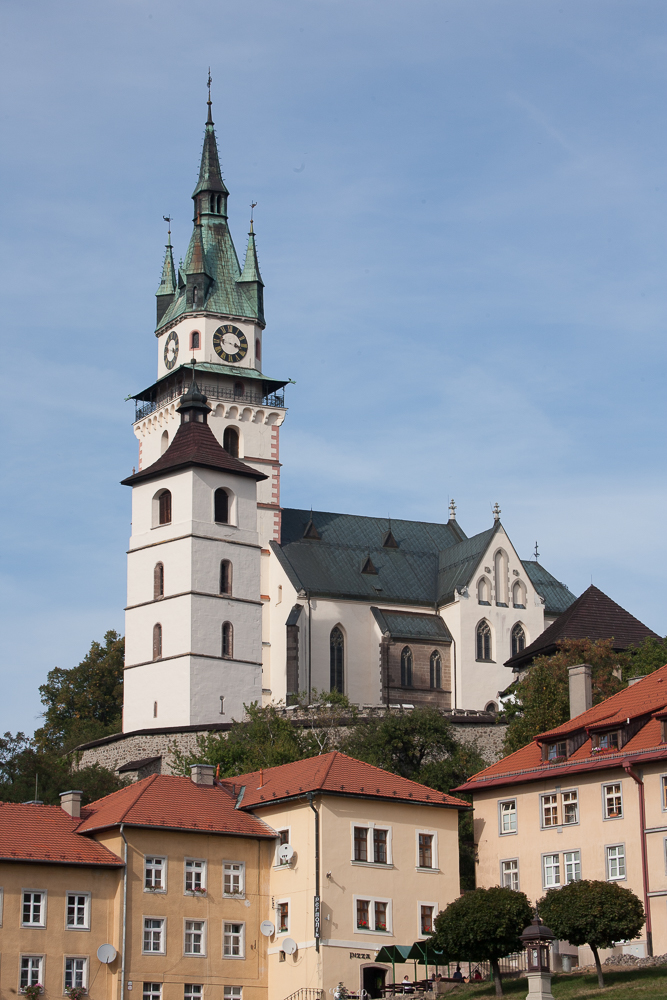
top-left (135, 381), bottom-right (285, 421)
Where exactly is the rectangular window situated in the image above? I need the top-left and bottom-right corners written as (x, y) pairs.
top-left (599, 731), bottom-right (619, 750)
top-left (607, 844), bottom-right (626, 880)
top-left (547, 742), bottom-right (567, 760)
top-left (143, 917), bottom-right (165, 953)
top-left (541, 794), bottom-right (559, 827)
top-left (185, 860), bottom-right (206, 893)
top-left (542, 853), bottom-right (561, 887)
top-left (276, 830), bottom-right (290, 865)
top-left (604, 783), bottom-right (623, 819)
top-left (356, 899), bottom-right (370, 929)
top-left (354, 826), bottom-right (368, 862)
top-left (22, 891), bottom-right (45, 927)
top-left (564, 851), bottom-right (581, 884)
top-left (223, 862), bottom-right (245, 897)
top-left (418, 834), bottom-right (433, 869)
top-left (563, 790), bottom-right (579, 825)
top-left (20, 957), bottom-right (43, 990)
top-left (374, 829), bottom-right (388, 864)
top-left (662, 776), bottom-right (667, 810)
top-left (66, 893), bottom-right (90, 929)
top-left (499, 800), bottom-right (517, 834)
top-left (143, 985), bottom-right (162, 1000)
top-left (184, 920), bottom-right (206, 956)
top-left (144, 857), bottom-right (166, 891)
top-left (64, 958), bottom-right (87, 991)
top-left (420, 905), bottom-right (434, 935)
top-left (184, 987), bottom-right (202, 1000)
top-left (501, 859), bottom-right (519, 890)
top-left (223, 922), bottom-right (244, 958)
top-left (223, 990), bottom-right (242, 1000)
top-left (374, 901), bottom-right (388, 932)
top-left (277, 902), bottom-right (289, 933)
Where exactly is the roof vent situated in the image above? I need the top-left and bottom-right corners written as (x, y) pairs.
top-left (303, 518), bottom-right (320, 540)
top-left (361, 556), bottom-right (378, 575)
top-left (382, 529), bottom-right (398, 548)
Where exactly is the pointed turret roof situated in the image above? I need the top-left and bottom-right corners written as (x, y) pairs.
top-left (192, 97), bottom-right (229, 200)
top-left (238, 221), bottom-right (264, 286)
top-left (156, 235), bottom-right (176, 296)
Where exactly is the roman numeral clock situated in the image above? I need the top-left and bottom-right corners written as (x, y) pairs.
top-left (213, 324), bottom-right (248, 363)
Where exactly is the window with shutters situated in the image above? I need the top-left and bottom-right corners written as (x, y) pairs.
top-left (400, 646), bottom-right (413, 687)
top-left (330, 626), bottom-right (344, 693)
top-left (154, 563), bottom-right (164, 599)
top-left (214, 488), bottom-right (229, 524)
top-left (223, 426), bottom-right (239, 457)
top-left (153, 624), bottom-right (162, 660)
top-left (158, 490), bottom-right (171, 525)
top-left (220, 560), bottom-right (232, 595)
top-left (222, 622), bottom-right (233, 659)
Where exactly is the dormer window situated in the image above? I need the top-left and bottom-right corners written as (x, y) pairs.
top-left (547, 741), bottom-right (567, 761)
top-left (593, 731), bottom-right (620, 751)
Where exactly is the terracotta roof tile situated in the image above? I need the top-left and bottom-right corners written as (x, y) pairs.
top-left (221, 752), bottom-right (469, 810)
top-left (0, 803), bottom-right (123, 866)
top-left (76, 774), bottom-right (276, 838)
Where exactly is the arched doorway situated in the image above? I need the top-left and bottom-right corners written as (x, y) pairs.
top-left (362, 966), bottom-right (387, 999)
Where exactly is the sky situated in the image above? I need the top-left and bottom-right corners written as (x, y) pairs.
top-left (1, 0), bottom-right (667, 736)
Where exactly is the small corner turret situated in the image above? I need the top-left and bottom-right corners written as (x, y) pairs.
top-left (237, 217), bottom-right (265, 325)
top-left (156, 217), bottom-right (177, 327)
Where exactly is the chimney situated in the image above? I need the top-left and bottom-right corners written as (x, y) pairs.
top-left (568, 664), bottom-right (593, 719)
top-left (60, 790), bottom-right (83, 818)
top-left (190, 764), bottom-right (215, 787)
top-left (628, 676), bottom-right (645, 687)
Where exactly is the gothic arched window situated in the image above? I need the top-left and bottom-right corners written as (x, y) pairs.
top-left (220, 560), bottom-right (232, 595)
top-left (512, 580), bottom-right (526, 608)
top-left (154, 562), bottom-right (164, 599)
top-left (223, 426), bottom-right (239, 457)
top-left (400, 646), bottom-right (413, 687)
top-left (190, 330), bottom-right (200, 350)
top-left (214, 488), bottom-right (229, 524)
top-left (160, 430), bottom-right (169, 455)
top-left (330, 627), bottom-right (344, 694)
top-left (222, 622), bottom-right (233, 658)
top-left (158, 490), bottom-right (172, 525)
top-left (494, 549), bottom-right (508, 605)
top-left (153, 623), bottom-right (162, 661)
top-left (477, 577), bottom-right (490, 605)
top-left (476, 620), bottom-right (491, 661)
top-left (430, 651), bottom-right (442, 690)
top-left (511, 623), bottom-right (526, 657)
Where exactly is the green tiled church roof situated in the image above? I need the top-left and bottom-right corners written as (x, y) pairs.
top-left (521, 560), bottom-right (576, 617)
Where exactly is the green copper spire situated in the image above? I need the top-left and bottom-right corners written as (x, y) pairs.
top-left (192, 72), bottom-right (229, 217)
top-left (237, 218), bottom-right (265, 324)
top-left (156, 217), bottom-right (177, 325)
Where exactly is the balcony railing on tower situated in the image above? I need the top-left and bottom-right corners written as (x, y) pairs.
top-left (134, 380), bottom-right (285, 421)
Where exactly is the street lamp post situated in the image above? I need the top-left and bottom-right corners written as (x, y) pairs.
top-left (520, 917), bottom-right (556, 1000)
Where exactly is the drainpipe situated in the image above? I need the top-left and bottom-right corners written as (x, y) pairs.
top-left (307, 792), bottom-right (320, 953)
top-left (307, 594), bottom-right (312, 702)
top-left (623, 762), bottom-right (652, 956)
top-left (120, 824), bottom-right (129, 1000)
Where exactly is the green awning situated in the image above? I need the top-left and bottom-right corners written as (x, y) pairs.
top-left (375, 946), bottom-right (412, 964)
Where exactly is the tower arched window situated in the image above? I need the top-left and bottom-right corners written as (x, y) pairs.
top-left (190, 330), bottom-right (200, 350)
top-left (153, 623), bottom-right (162, 661)
top-left (477, 577), bottom-right (490, 605)
top-left (158, 490), bottom-right (172, 525)
top-left (220, 560), bottom-right (232, 595)
top-left (192, 286), bottom-right (198, 306)
top-left (210, 194), bottom-right (215, 212)
top-left (330, 626), bottom-right (344, 694)
top-left (154, 562), bottom-right (164, 599)
top-left (255, 339), bottom-right (261, 366)
top-left (222, 622), bottom-right (233, 658)
top-left (430, 651), bottom-right (442, 689)
top-left (400, 646), bottom-right (413, 687)
top-left (494, 549), bottom-right (508, 605)
top-left (217, 195), bottom-right (222, 213)
top-left (476, 620), bottom-right (492, 661)
top-left (511, 623), bottom-right (526, 657)
top-left (512, 580), bottom-right (526, 608)
top-left (223, 426), bottom-right (239, 457)
top-left (214, 488), bottom-right (229, 524)
top-left (160, 430), bottom-right (169, 455)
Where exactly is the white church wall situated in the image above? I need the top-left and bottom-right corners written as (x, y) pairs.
top-left (125, 594), bottom-right (193, 669)
top-left (156, 315), bottom-right (264, 380)
top-left (123, 656), bottom-right (190, 731)
top-left (189, 654), bottom-right (262, 724)
top-left (126, 535), bottom-right (193, 608)
top-left (265, 555), bottom-right (301, 704)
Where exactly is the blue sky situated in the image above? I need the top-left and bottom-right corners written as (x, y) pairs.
top-left (2, 0), bottom-right (667, 736)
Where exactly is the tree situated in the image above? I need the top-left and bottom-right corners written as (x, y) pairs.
top-left (627, 635), bottom-right (667, 678)
top-left (502, 639), bottom-right (627, 755)
top-left (432, 886), bottom-right (532, 996)
top-left (538, 879), bottom-right (645, 989)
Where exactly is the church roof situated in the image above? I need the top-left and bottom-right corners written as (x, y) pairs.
top-left (504, 584), bottom-right (659, 671)
top-left (522, 560), bottom-right (576, 617)
top-left (121, 419), bottom-right (267, 486)
top-left (437, 525), bottom-right (498, 605)
top-left (371, 608), bottom-right (453, 643)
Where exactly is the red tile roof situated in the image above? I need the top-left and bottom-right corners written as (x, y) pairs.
top-left (76, 774), bottom-right (277, 837)
top-left (0, 803), bottom-right (123, 867)
top-left (456, 665), bottom-right (667, 793)
top-left (220, 751), bottom-right (470, 810)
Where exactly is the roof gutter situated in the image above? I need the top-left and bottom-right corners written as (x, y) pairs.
top-left (241, 789), bottom-right (470, 811)
top-left (623, 762), bottom-right (653, 956)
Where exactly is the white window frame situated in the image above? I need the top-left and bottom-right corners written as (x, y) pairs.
top-left (144, 856), bottom-right (167, 893)
top-left (184, 987), bottom-right (202, 1000)
top-left (542, 853), bottom-right (561, 888)
top-left (143, 984), bottom-right (162, 1000)
top-left (350, 821), bottom-right (393, 867)
top-left (498, 799), bottom-right (517, 836)
top-left (184, 858), bottom-right (207, 895)
top-left (275, 897), bottom-right (291, 935)
top-left (606, 843), bottom-right (626, 881)
top-left (223, 921), bottom-right (245, 959)
top-left (562, 789), bottom-right (579, 826)
top-left (603, 782), bottom-right (623, 820)
top-left (184, 918), bottom-right (207, 957)
top-left (223, 990), bottom-right (242, 1000)
top-left (500, 858), bottom-right (519, 891)
top-left (563, 850), bottom-right (581, 884)
top-left (223, 861), bottom-right (245, 898)
top-left (274, 828), bottom-right (291, 867)
top-left (540, 793), bottom-right (559, 828)
top-left (20, 956), bottom-right (44, 992)
top-left (22, 890), bottom-right (47, 928)
top-left (415, 829), bottom-right (438, 871)
top-left (353, 894), bottom-right (393, 935)
top-left (417, 900), bottom-right (437, 938)
top-left (65, 892), bottom-right (91, 931)
top-left (142, 916), bottom-right (166, 955)
top-left (664, 837), bottom-right (667, 876)
top-left (0, 886), bottom-right (4, 927)
top-left (661, 774), bottom-right (667, 813)
top-left (64, 956), bottom-right (89, 992)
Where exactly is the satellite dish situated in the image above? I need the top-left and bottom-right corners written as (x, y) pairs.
top-left (260, 920), bottom-right (275, 937)
top-left (97, 944), bottom-right (117, 964)
top-left (278, 843), bottom-right (295, 863)
top-left (282, 937), bottom-right (297, 955)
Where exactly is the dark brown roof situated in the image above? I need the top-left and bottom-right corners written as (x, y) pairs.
top-left (505, 584), bottom-right (658, 671)
top-left (121, 421), bottom-right (267, 486)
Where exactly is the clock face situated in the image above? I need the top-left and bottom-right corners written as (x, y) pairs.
top-left (213, 324), bottom-right (248, 364)
top-left (164, 330), bottom-right (179, 370)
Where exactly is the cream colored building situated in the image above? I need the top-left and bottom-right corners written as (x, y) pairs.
top-left (457, 664), bottom-right (667, 963)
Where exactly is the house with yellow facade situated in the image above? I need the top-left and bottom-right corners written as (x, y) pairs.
top-left (456, 663), bottom-right (667, 964)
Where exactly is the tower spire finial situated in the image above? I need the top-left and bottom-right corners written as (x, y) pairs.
top-left (493, 502), bottom-right (501, 522)
top-left (250, 201), bottom-right (257, 232)
top-left (449, 498), bottom-right (457, 521)
top-left (207, 68), bottom-right (213, 124)
top-left (163, 215), bottom-right (172, 246)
